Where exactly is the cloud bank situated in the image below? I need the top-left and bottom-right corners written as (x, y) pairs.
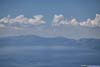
top-left (0, 14), bottom-right (100, 28)
top-left (0, 14), bottom-right (100, 39)
top-left (0, 15), bottom-right (45, 27)
top-left (52, 14), bottom-right (100, 27)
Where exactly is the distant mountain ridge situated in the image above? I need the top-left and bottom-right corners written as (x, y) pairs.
top-left (0, 35), bottom-right (76, 46)
top-left (0, 35), bottom-right (100, 50)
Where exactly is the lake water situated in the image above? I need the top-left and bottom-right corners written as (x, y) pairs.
top-left (0, 45), bottom-right (100, 67)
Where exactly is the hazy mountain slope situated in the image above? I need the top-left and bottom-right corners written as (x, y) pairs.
top-left (0, 35), bottom-right (100, 50)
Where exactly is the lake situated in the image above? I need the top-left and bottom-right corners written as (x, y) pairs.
top-left (0, 45), bottom-right (100, 67)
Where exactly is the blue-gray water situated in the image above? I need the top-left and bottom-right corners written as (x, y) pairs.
top-left (0, 45), bottom-right (100, 67)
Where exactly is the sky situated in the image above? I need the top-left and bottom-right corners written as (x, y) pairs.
top-left (0, 0), bottom-right (100, 39)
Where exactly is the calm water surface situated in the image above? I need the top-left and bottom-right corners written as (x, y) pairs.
top-left (0, 45), bottom-right (100, 67)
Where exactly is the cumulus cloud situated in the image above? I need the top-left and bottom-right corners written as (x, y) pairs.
top-left (52, 14), bottom-right (100, 27)
top-left (0, 14), bottom-right (100, 39)
top-left (0, 15), bottom-right (46, 26)
top-left (80, 14), bottom-right (100, 27)
top-left (52, 14), bottom-right (64, 25)
top-left (0, 14), bottom-right (100, 28)
top-left (69, 18), bottom-right (78, 25)
top-left (28, 15), bottom-right (45, 25)
top-left (0, 15), bottom-right (10, 24)
top-left (52, 15), bottom-right (80, 26)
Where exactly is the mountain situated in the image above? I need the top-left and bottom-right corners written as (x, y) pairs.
top-left (77, 38), bottom-right (100, 50)
top-left (0, 35), bottom-right (76, 46)
top-left (0, 35), bottom-right (100, 50)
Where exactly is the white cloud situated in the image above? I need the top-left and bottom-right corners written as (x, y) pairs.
top-left (0, 17), bottom-right (10, 24)
top-left (0, 14), bottom-right (100, 27)
top-left (69, 18), bottom-right (78, 25)
top-left (0, 14), bottom-right (100, 39)
top-left (52, 14), bottom-right (100, 27)
top-left (52, 15), bottom-right (79, 26)
top-left (14, 15), bottom-right (28, 24)
top-left (52, 14), bottom-right (65, 25)
top-left (0, 15), bottom-right (46, 26)
top-left (28, 15), bottom-right (45, 25)
top-left (79, 14), bottom-right (100, 27)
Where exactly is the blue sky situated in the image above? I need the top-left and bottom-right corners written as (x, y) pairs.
top-left (0, 0), bottom-right (100, 39)
top-left (0, 0), bottom-right (100, 20)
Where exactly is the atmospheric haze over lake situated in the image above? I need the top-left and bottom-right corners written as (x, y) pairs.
top-left (0, 45), bottom-right (100, 67)
top-left (0, 0), bottom-right (100, 67)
